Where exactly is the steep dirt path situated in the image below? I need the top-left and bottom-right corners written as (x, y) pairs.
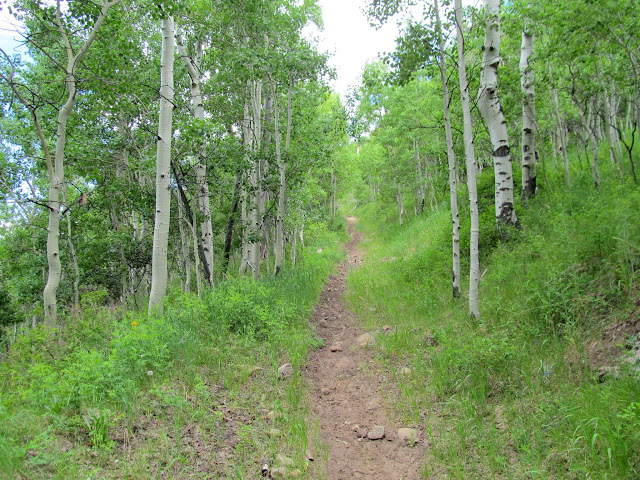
top-left (304, 217), bottom-right (423, 480)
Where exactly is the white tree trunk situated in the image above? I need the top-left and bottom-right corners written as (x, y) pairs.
top-left (63, 188), bottom-right (80, 312)
top-left (148, 16), bottom-right (175, 314)
top-left (434, 0), bottom-right (461, 297)
top-left (176, 191), bottom-right (191, 293)
top-left (177, 36), bottom-right (214, 284)
top-left (396, 182), bottom-right (404, 226)
top-left (43, 0), bottom-right (118, 327)
top-left (478, 0), bottom-right (518, 227)
top-left (520, 28), bottom-right (536, 198)
top-left (587, 101), bottom-right (601, 187)
top-left (249, 79), bottom-right (262, 280)
top-left (548, 61), bottom-right (570, 185)
top-left (273, 75), bottom-right (291, 276)
top-left (239, 101), bottom-right (252, 275)
top-left (455, 0), bottom-right (481, 318)
top-left (330, 167), bottom-right (338, 218)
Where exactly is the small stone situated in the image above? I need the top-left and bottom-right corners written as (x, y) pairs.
top-left (268, 428), bottom-right (282, 437)
top-left (329, 344), bottom-right (343, 352)
top-left (355, 427), bottom-right (368, 438)
top-left (397, 428), bottom-right (418, 444)
top-left (275, 454), bottom-right (294, 467)
top-left (316, 248), bottom-right (323, 254)
top-left (356, 333), bottom-right (375, 348)
top-left (367, 425), bottom-right (385, 440)
top-left (382, 325), bottom-right (393, 331)
top-left (305, 449), bottom-right (314, 461)
top-left (366, 398), bottom-right (381, 411)
top-left (321, 387), bottom-right (330, 395)
top-left (350, 423), bottom-right (360, 432)
top-left (400, 367), bottom-right (412, 376)
top-left (277, 363), bottom-right (294, 380)
top-left (271, 467), bottom-right (287, 479)
top-left (266, 410), bottom-right (281, 422)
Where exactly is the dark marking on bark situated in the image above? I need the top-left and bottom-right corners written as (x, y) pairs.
top-left (521, 176), bottom-right (536, 199)
top-left (496, 202), bottom-right (521, 233)
top-left (493, 145), bottom-right (510, 157)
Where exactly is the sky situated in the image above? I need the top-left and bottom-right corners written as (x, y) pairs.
top-left (307, 0), bottom-right (405, 100)
top-left (0, 7), bottom-right (22, 55)
top-left (310, 0), bottom-right (479, 100)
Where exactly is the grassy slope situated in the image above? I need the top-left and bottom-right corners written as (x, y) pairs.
top-left (346, 168), bottom-right (640, 479)
top-left (0, 225), bottom-right (347, 480)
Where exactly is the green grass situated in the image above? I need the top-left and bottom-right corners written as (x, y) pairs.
top-left (0, 225), bottom-right (347, 480)
top-left (345, 164), bottom-right (640, 479)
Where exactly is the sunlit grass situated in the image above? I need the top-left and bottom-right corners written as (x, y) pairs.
top-left (345, 162), bottom-right (640, 479)
top-left (0, 225), bottom-right (347, 479)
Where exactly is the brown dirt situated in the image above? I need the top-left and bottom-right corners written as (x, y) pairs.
top-left (304, 217), bottom-right (424, 479)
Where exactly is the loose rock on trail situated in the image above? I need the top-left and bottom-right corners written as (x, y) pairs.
top-left (304, 217), bottom-right (423, 479)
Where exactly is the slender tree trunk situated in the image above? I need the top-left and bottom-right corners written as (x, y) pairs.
top-left (588, 101), bottom-right (601, 187)
top-left (63, 188), bottom-right (80, 313)
top-left (249, 79), bottom-right (263, 280)
top-left (550, 129), bottom-right (558, 169)
top-left (330, 167), bottom-right (338, 218)
top-left (274, 75), bottom-right (292, 276)
top-left (396, 182), bottom-right (404, 226)
top-left (478, 0), bottom-right (518, 227)
top-left (434, 0), bottom-right (461, 298)
top-left (520, 27), bottom-right (536, 198)
top-left (548, 62), bottom-right (570, 186)
top-left (177, 36), bottom-right (214, 284)
top-left (192, 217), bottom-right (202, 297)
top-left (239, 98), bottom-right (252, 275)
top-left (42, 0), bottom-right (118, 326)
top-left (223, 173), bottom-right (241, 273)
top-left (291, 226), bottom-right (298, 266)
top-left (455, 0), bottom-right (480, 318)
top-left (148, 16), bottom-right (175, 314)
top-left (576, 99), bottom-right (601, 188)
top-left (176, 191), bottom-right (191, 293)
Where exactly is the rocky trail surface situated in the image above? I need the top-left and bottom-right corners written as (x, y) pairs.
top-left (304, 217), bottom-right (424, 479)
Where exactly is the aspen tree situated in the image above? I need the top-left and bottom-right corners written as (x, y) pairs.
top-left (434, 0), bottom-right (461, 298)
top-left (149, 15), bottom-right (176, 314)
top-left (478, 0), bottom-right (518, 227)
top-left (6, 0), bottom-right (122, 327)
top-left (177, 34), bottom-right (214, 284)
top-left (455, 0), bottom-right (480, 318)
top-left (520, 25), bottom-right (536, 198)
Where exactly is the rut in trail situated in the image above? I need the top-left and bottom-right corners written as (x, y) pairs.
top-left (304, 217), bottom-right (424, 480)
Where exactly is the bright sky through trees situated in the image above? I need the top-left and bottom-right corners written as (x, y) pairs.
top-left (311, 0), bottom-right (479, 99)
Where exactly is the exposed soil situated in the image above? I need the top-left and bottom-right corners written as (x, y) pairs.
top-left (304, 217), bottom-right (424, 479)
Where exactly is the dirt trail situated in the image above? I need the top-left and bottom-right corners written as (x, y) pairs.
top-left (304, 217), bottom-right (423, 479)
